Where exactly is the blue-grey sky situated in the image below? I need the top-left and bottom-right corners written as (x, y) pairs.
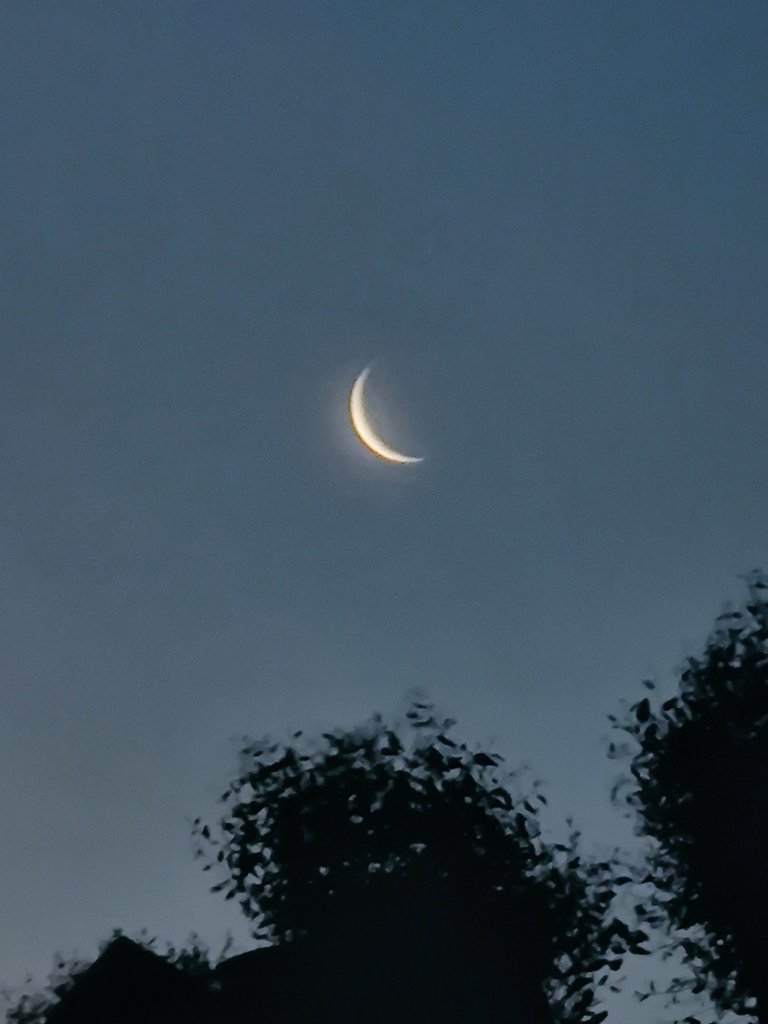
top-left (2, 3), bottom-right (767, 1020)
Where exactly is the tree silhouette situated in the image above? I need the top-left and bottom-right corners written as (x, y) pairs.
top-left (194, 696), bottom-right (630, 1023)
top-left (613, 571), bottom-right (768, 1020)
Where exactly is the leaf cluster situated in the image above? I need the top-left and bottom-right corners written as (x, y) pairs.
top-left (613, 570), bottom-right (768, 1016)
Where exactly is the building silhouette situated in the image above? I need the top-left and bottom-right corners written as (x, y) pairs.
top-left (44, 930), bottom-right (553, 1023)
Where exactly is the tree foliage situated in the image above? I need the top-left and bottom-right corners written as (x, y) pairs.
top-left (193, 696), bottom-right (630, 1023)
top-left (613, 570), bottom-right (768, 1019)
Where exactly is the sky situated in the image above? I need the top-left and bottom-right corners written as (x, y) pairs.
top-left (1, 3), bottom-right (767, 1020)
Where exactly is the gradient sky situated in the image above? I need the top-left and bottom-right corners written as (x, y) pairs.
top-left (2, 4), bottom-right (767, 1020)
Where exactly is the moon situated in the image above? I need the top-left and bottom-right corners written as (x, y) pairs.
top-left (349, 367), bottom-right (423, 464)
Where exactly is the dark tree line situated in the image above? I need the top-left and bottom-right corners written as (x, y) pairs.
top-left (8, 572), bottom-right (768, 1022)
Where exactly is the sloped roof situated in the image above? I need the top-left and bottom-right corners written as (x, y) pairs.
top-left (43, 929), bottom-right (553, 1024)
top-left (45, 936), bottom-right (208, 1024)
top-left (212, 944), bottom-right (303, 1024)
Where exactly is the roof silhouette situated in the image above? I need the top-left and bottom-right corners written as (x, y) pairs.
top-left (45, 936), bottom-right (208, 1024)
top-left (44, 930), bottom-right (552, 1024)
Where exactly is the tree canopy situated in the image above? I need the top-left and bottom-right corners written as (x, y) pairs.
top-left (614, 571), bottom-right (768, 1020)
top-left (194, 696), bottom-right (629, 1023)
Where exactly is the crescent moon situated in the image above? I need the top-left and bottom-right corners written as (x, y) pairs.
top-left (349, 368), bottom-right (423, 464)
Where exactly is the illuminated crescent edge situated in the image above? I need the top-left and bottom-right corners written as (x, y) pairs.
top-left (349, 367), bottom-right (423, 464)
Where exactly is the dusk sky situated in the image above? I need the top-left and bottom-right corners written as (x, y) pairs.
top-left (2, 4), bottom-right (767, 1020)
